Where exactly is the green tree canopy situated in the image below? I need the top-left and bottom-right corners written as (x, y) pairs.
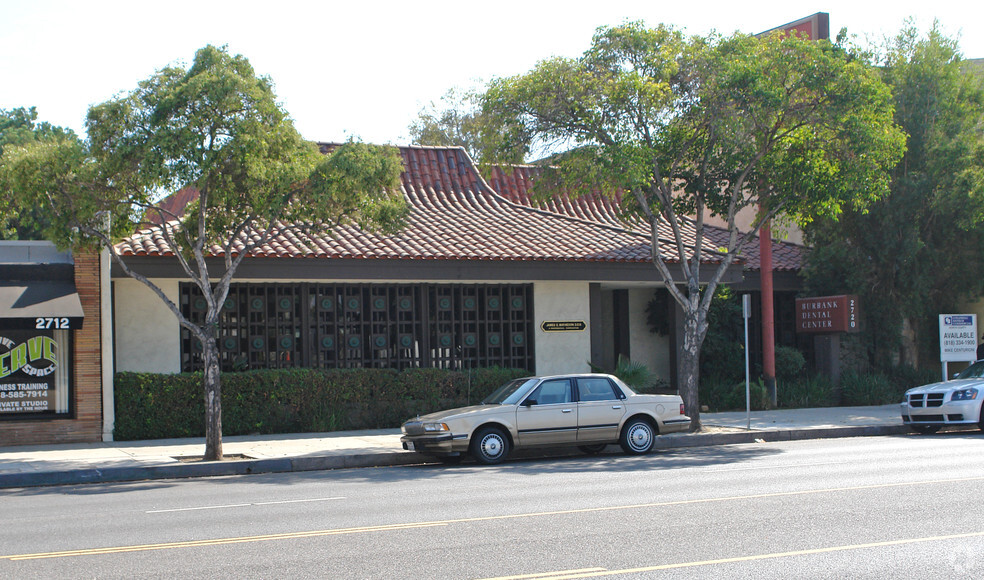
top-left (408, 87), bottom-right (527, 165)
top-left (804, 23), bottom-right (984, 367)
top-left (482, 22), bottom-right (905, 427)
top-left (0, 107), bottom-right (75, 238)
top-left (1, 45), bottom-right (407, 459)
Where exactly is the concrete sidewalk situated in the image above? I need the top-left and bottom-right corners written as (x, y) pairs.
top-left (0, 405), bottom-right (907, 489)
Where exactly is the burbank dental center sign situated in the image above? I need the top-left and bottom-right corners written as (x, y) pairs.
top-left (0, 329), bottom-right (69, 415)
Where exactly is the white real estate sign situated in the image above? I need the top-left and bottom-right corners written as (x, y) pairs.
top-left (939, 314), bottom-right (978, 381)
top-left (939, 314), bottom-right (978, 362)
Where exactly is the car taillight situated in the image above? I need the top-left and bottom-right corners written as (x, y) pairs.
top-left (680, 404), bottom-right (685, 415)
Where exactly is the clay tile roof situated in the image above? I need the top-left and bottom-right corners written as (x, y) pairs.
top-left (115, 144), bottom-right (801, 269)
top-left (485, 163), bottom-right (804, 272)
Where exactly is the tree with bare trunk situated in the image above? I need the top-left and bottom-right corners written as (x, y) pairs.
top-left (482, 23), bottom-right (905, 429)
top-left (0, 45), bottom-right (407, 459)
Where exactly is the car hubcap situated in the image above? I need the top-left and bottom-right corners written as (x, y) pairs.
top-left (629, 424), bottom-right (652, 451)
top-left (481, 434), bottom-right (503, 458)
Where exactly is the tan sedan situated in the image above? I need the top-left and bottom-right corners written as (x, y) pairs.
top-left (400, 374), bottom-right (691, 464)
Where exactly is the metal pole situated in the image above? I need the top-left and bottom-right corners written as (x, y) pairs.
top-left (743, 294), bottom-right (752, 430)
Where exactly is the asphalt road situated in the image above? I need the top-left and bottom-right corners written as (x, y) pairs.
top-left (2, 432), bottom-right (984, 579)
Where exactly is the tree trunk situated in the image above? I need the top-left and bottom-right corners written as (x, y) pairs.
top-left (678, 310), bottom-right (707, 432)
top-left (678, 340), bottom-right (702, 431)
top-left (202, 336), bottom-right (223, 461)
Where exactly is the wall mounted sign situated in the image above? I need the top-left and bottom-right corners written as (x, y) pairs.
top-left (795, 295), bottom-right (860, 334)
top-left (0, 329), bottom-right (68, 415)
top-left (0, 280), bottom-right (84, 330)
top-left (540, 321), bottom-right (586, 332)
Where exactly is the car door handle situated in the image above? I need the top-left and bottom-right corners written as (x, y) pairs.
top-left (612, 405), bottom-right (623, 409)
top-left (561, 408), bottom-right (573, 413)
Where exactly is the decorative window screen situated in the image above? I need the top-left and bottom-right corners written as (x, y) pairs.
top-left (179, 283), bottom-right (534, 372)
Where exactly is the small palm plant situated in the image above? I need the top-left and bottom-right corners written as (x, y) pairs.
top-left (589, 355), bottom-right (659, 391)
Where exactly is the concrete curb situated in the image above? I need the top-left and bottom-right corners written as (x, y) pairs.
top-left (0, 425), bottom-right (910, 489)
top-left (653, 424), bottom-right (909, 448)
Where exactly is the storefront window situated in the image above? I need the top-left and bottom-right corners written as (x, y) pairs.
top-left (0, 329), bottom-right (71, 416)
top-left (179, 282), bottom-right (535, 372)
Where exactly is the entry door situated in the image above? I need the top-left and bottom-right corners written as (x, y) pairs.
top-left (516, 378), bottom-right (577, 446)
top-left (575, 376), bottom-right (625, 442)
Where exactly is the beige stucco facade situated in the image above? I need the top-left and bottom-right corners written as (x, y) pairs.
top-left (533, 281), bottom-right (592, 375)
top-left (627, 288), bottom-right (672, 382)
top-left (113, 278), bottom-right (181, 373)
top-left (111, 276), bottom-right (672, 383)
top-left (703, 206), bottom-right (805, 245)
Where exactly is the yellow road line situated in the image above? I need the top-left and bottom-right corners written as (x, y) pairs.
top-left (481, 530), bottom-right (984, 579)
top-left (5, 522), bottom-right (447, 561)
top-left (4, 475), bottom-right (984, 561)
top-left (482, 569), bottom-right (608, 580)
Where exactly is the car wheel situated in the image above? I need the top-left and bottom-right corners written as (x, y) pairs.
top-left (578, 444), bottom-right (607, 454)
top-left (910, 425), bottom-right (941, 434)
top-left (471, 427), bottom-right (510, 465)
top-left (620, 418), bottom-right (656, 455)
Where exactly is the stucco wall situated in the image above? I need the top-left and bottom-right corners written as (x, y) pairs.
top-left (533, 281), bottom-right (591, 375)
top-left (110, 278), bottom-right (674, 380)
top-left (113, 278), bottom-right (181, 374)
top-left (628, 288), bottom-right (672, 383)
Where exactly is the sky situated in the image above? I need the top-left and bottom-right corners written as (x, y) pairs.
top-left (2, 1), bottom-right (981, 146)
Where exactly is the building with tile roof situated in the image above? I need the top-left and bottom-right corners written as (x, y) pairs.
top-left (111, 144), bottom-right (806, 387)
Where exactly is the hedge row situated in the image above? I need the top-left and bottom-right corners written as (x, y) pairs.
top-left (113, 367), bottom-right (528, 441)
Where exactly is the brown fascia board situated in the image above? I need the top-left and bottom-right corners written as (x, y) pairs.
top-left (0, 263), bottom-right (75, 282)
top-left (109, 255), bottom-right (745, 286)
top-left (731, 270), bottom-right (803, 292)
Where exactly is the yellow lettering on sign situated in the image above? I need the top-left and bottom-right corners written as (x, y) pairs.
top-left (9, 344), bottom-right (26, 376)
top-left (27, 336), bottom-right (44, 362)
top-left (0, 336), bottom-right (59, 379)
top-left (42, 337), bottom-right (57, 366)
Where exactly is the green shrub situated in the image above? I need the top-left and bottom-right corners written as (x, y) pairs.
top-left (611, 355), bottom-right (655, 390)
top-left (838, 365), bottom-right (938, 407)
top-left (698, 379), bottom-right (736, 411)
top-left (774, 346), bottom-right (807, 380)
top-left (587, 356), bottom-right (671, 393)
top-left (777, 374), bottom-right (836, 408)
top-left (882, 365), bottom-right (939, 390)
top-left (113, 372), bottom-right (203, 440)
top-left (699, 286), bottom-right (745, 385)
top-left (840, 371), bottom-right (902, 406)
top-left (699, 378), bottom-right (769, 411)
top-left (113, 367), bottom-right (528, 441)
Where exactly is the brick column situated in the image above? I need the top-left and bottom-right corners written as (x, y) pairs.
top-left (0, 249), bottom-right (104, 445)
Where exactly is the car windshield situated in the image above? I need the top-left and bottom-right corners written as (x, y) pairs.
top-left (482, 378), bottom-right (538, 405)
top-left (956, 360), bottom-right (984, 379)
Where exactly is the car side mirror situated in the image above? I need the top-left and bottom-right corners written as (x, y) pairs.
top-left (522, 398), bottom-right (538, 407)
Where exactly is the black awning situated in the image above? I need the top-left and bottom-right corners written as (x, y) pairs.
top-left (0, 281), bottom-right (85, 330)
